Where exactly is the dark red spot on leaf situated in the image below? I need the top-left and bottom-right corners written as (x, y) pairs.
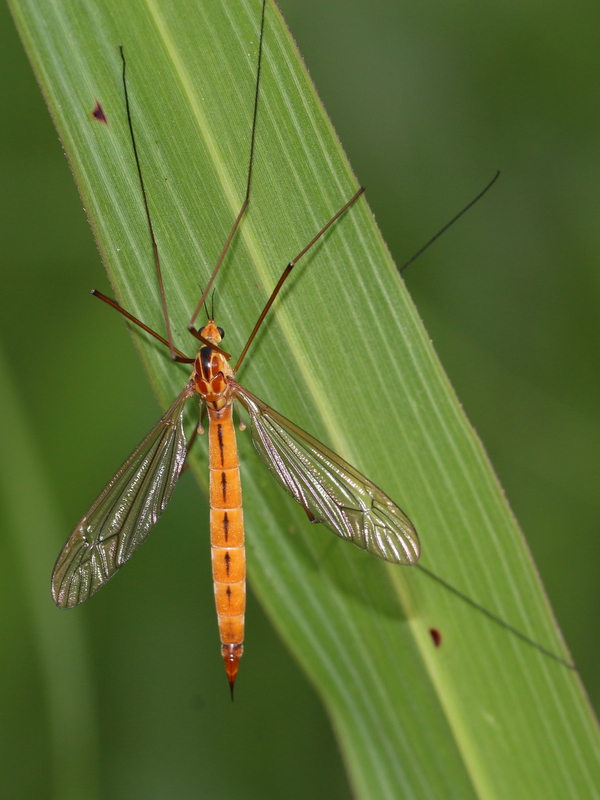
top-left (429, 628), bottom-right (442, 647)
top-left (92, 101), bottom-right (107, 124)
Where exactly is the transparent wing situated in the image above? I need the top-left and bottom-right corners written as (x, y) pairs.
top-left (52, 385), bottom-right (195, 608)
top-left (232, 381), bottom-right (420, 565)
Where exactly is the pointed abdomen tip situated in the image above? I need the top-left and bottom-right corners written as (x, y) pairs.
top-left (222, 643), bottom-right (243, 699)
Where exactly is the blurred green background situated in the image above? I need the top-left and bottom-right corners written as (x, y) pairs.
top-left (1, 0), bottom-right (599, 798)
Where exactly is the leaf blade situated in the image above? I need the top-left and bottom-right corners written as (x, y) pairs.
top-left (8, 0), bottom-right (600, 797)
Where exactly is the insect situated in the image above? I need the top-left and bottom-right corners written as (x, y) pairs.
top-left (51, 0), bottom-right (420, 694)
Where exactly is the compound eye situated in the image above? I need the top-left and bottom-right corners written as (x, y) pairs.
top-left (217, 327), bottom-right (225, 340)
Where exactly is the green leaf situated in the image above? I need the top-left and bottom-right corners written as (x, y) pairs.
top-left (9, 0), bottom-right (600, 797)
top-left (0, 345), bottom-right (99, 800)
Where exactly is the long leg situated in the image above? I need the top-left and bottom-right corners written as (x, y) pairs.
top-left (399, 171), bottom-right (500, 274)
top-left (234, 186), bottom-right (365, 372)
top-left (188, 0), bottom-right (268, 336)
top-left (92, 290), bottom-right (194, 363)
top-left (120, 46), bottom-right (179, 361)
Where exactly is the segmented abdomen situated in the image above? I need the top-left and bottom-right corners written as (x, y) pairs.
top-left (208, 402), bottom-right (245, 688)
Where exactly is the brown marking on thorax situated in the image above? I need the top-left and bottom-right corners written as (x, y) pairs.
top-left (193, 322), bottom-right (234, 410)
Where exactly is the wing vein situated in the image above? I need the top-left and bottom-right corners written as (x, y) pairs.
top-left (52, 384), bottom-right (194, 608)
top-left (232, 381), bottom-right (420, 565)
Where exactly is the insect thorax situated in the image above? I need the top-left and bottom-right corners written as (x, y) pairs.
top-left (194, 346), bottom-right (234, 410)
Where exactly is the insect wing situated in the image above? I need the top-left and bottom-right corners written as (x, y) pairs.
top-left (52, 385), bottom-right (194, 608)
top-left (232, 382), bottom-right (420, 565)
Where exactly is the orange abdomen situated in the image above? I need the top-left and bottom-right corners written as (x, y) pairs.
top-left (208, 402), bottom-right (245, 691)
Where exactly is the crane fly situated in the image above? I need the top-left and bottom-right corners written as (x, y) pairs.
top-left (51, 0), bottom-right (420, 694)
